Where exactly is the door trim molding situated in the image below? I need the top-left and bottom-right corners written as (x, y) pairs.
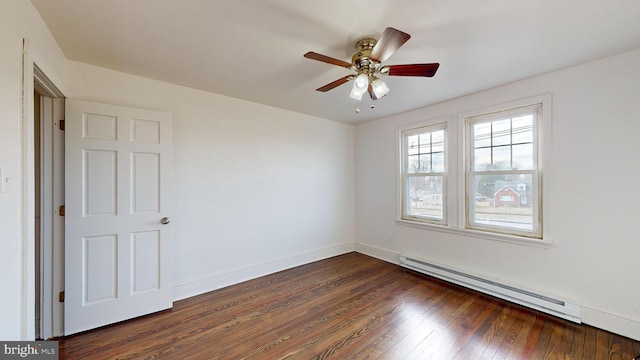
top-left (34, 64), bottom-right (65, 99)
top-left (21, 37), bottom-right (36, 340)
top-left (24, 36), bottom-right (66, 339)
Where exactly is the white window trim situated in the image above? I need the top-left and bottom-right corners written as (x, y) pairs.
top-left (396, 94), bottom-right (553, 247)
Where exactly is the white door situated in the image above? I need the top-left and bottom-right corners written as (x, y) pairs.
top-left (64, 99), bottom-right (173, 335)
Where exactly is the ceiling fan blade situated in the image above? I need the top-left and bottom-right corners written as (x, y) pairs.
top-left (384, 63), bottom-right (440, 77)
top-left (370, 27), bottom-right (411, 63)
top-left (315, 75), bottom-right (353, 92)
top-left (304, 52), bottom-right (352, 68)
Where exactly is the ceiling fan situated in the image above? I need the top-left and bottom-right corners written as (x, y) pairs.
top-left (304, 27), bottom-right (439, 102)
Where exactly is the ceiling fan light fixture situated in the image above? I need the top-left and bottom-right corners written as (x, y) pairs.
top-left (371, 77), bottom-right (390, 98)
top-left (354, 73), bottom-right (369, 89)
top-left (350, 73), bottom-right (369, 100)
top-left (349, 86), bottom-right (366, 101)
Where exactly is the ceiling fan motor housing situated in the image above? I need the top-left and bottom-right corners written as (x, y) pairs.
top-left (352, 38), bottom-right (380, 73)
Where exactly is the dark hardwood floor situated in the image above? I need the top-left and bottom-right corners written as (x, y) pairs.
top-left (59, 252), bottom-right (640, 359)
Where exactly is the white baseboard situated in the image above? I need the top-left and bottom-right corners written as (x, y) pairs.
top-left (354, 242), bottom-right (640, 341)
top-left (581, 307), bottom-right (640, 341)
top-left (172, 242), bottom-right (354, 301)
top-left (354, 242), bottom-right (399, 264)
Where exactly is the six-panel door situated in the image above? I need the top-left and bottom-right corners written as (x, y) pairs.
top-left (64, 99), bottom-right (173, 335)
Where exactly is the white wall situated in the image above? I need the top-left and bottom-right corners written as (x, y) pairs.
top-left (355, 48), bottom-right (640, 340)
top-left (66, 61), bottom-right (355, 300)
top-left (0, 0), bottom-right (68, 340)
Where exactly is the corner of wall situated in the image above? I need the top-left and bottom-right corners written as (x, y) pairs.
top-left (581, 307), bottom-right (640, 342)
top-left (354, 242), bottom-right (400, 265)
top-left (172, 242), bottom-right (355, 301)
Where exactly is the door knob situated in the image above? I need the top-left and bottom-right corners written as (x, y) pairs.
top-left (160, 217), bottom-right (170, 225)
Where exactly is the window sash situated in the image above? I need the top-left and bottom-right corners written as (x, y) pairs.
top-left (465, 105), bottom-right (542, 238)
top-left (468, 105), bottom-right (540, 172)
top-left (402, 173), bottom-right (447, 224)
top-left (401, 123), bottom-right (447, 225)
top-left (466, 169), bottom-right (541, 237)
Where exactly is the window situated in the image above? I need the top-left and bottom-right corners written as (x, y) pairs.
top-left (466, 104), bottom-right (541, 238)
top-left (397, 94), bottom-right (550, 244)
top-left (400, 123), bottom-right (446, 224)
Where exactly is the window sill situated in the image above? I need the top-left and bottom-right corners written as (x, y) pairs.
top-left (395, 219), bottom-right (553, 248)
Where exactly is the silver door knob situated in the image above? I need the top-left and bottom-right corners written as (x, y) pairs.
top-left (160, 217), bottom-right (170, 225)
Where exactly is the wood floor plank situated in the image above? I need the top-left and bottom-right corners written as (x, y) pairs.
top-left (57, 252), bottom-right (640, 359)
top-left (481, 306), bottom-right (522, 359)
top-left (451, 299), bottom-right (504, 359)
top-left (367, 281), bottom-right (457, 359)
top-left (400, 291), bottom-right (475, 359)
top-left (236, 264), bottom-right (405, 359)
top-left (319, 275), bottom-right (438, 358)
top-left (501, 307), bottom-right (539, 359)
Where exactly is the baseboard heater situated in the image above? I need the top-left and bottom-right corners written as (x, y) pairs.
top-left (400, 255), bottom-right (581, 323)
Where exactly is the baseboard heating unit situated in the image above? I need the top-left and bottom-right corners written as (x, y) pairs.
top-left (400, 255), bottom-right (581, 323)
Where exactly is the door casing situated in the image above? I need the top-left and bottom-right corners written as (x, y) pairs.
top-left (34, 64), bottom-right (65, 340)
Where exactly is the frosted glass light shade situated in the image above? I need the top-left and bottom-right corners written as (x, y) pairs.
top-left (371, 78), bottom-right (390, 98)
top-left (350, 73), bottom-right (369, 100)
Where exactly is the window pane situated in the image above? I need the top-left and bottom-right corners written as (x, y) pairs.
top-left (513, 143), bottom-right (533, 169)
top-left (408, 155), bottom-right (420, 173)
top-left (407, 176), bottom-right (444, 220)
top-left (405, 127), bottom-right (446, 174)
top-left (432, 130), bottom-right (444, 152)
top-left (492, 119), bottom-right (511, 146)
top-left (512, 115), bottom-right (533, 144)
top-left (474, 147), bottom-right (491, 171)
top-left (474, 122), bottom-right (491, 148)
top-left (419, 133), bottom-right (431, 154)
top-left (408, 135), bottom-right (419, 155)
top-left (419, 154), bottom-right (431, 172)
top-left (432, 152), bottom-right (444, 172)
top-left (492, 145), bottom-right (511, 168)
top-left (471, 174), bottom-right (533, 231)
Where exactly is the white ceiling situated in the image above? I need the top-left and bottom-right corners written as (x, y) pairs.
top-left (31, 0), bottom-right (640, 124)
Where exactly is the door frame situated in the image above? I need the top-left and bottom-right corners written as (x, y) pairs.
top-left (22, 38), bottom-right (65, 340)
top-left (34, 62), bottom-right (66, 339)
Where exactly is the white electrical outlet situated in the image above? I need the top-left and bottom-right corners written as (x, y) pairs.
top-left (387, 234), bottom-right (393, 243)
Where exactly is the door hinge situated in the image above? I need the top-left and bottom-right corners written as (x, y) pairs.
top-left (59, 119), bottom-right (65, 131)
top-left (58, 291), bottom-right (65, 303)
top-left (59, 205), bottom-right (65, 216)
